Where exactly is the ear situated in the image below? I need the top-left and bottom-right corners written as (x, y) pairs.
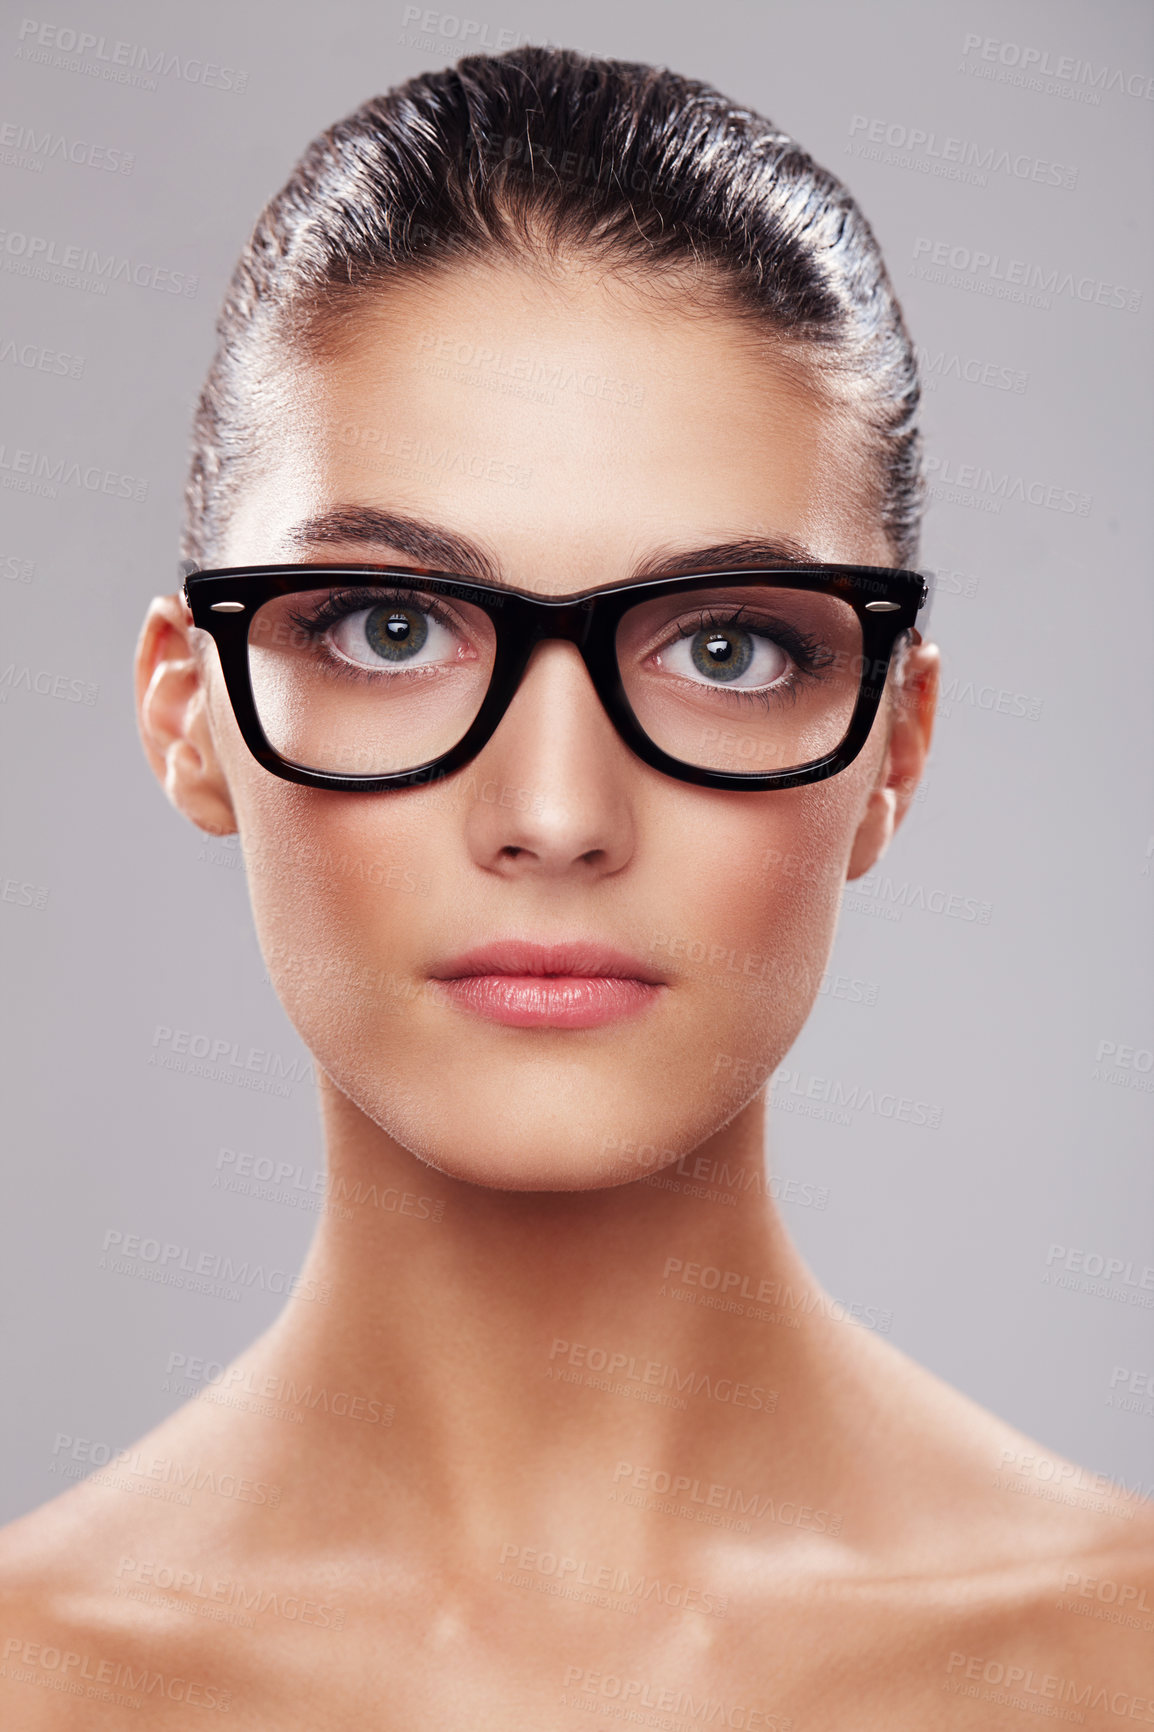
top-left (846, 640), bottom-right (939, 881)
top-left (134, 594), bottom-right (238, 836)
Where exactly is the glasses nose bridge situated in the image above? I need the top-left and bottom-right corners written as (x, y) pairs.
top-left (499, 595), bottom-right (609, 729)
top-left (521, 594), bottom-right (599, 651)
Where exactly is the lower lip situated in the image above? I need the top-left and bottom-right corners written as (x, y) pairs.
top-left (433, 974), bottom-right (663, 1029)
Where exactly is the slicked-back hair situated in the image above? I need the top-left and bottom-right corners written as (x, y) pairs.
top-left (184, 45), bottom-right (924, 570)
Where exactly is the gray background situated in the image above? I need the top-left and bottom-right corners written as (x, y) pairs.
top-left (1, 0), bottom-right (1151, 1523)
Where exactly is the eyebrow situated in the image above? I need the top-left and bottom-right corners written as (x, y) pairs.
top-left (282, 506), bottom-right (823, 592)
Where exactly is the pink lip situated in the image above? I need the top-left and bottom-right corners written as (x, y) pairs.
top-left (428, 941), bottom-right (667, 1029)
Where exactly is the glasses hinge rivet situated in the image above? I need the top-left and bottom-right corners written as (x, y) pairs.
top-left (864, 600), bottom-right (900, 612)
top-left (210, 601), bottom-right (246, 613)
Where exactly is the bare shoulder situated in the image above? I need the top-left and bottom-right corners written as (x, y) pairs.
top-left (818, 1532), bottom-right (1154, 1732)
top-left (0, 1490), bottom-right (119, 1725)
top-left (897, 1338), bottom-right (1154, 1708)
top-left (0, 1418), bottom-right (273, 1728)
top-left (806, 1328), bottom-right (1152, 1687)
top-left (0, 1491), bottom-right (230, 1727)
top-left (997, 1469), bottom-right (1154, 1671)
top-left (912, 1512), bottom-right (1154, 1730)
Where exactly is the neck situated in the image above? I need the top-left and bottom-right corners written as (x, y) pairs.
top-left (241, 1076), bottom-right (890, 1557)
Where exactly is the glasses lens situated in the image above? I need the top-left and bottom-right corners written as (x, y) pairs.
top-left (247, 582), bottom-right (497, 777)
top-left (615, 584), bottom-right (864, 775)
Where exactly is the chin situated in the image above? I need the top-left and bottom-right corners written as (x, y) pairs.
top-left (409, 1142), bottom-right (653, 1194)
top-left (334, 1054), bottom-right (744, 1194)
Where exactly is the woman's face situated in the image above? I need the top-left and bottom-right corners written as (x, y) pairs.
top-left (144, 260), bottom-right (934, 1190)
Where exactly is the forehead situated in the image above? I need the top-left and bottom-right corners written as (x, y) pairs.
top-left (222, 261), bottom-right (889, 585)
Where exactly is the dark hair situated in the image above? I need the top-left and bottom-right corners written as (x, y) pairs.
top-left (184, 45), bottom-right (923, 569)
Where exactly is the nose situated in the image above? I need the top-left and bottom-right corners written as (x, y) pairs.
top-left (461, 638), bottom-right (638, 880)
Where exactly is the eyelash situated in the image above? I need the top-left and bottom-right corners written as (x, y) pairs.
top-left (286, 586), bottom-right (469, 683)
top-left (283, 589), bottom-right (835, 706)
top-left (657, 608), bottom-right (835, 710)
top-left (287, 585), bottom-right (461, 639)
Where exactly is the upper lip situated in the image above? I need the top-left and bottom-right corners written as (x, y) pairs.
top-left (429, 940), bottom-right (666, 984)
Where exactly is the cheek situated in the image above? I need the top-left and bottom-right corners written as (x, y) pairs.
top-left (206, 659), bottom-right (443, 944)
top-left (234, 785), bottom-right (445, 1004)
top-left (656, 772), bottom-right (867, 1048)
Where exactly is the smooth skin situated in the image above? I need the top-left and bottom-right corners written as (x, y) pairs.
top-left (1, 259), bottom-right (1151, 1729)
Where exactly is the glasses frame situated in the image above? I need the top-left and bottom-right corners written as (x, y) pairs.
top-left (181, 560), bottom-right (929, 793)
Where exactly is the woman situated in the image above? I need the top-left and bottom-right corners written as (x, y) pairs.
top-left (2, 44), bottom-right (1150, 1729)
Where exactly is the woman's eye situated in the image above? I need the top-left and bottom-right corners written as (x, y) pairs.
top-left (327, 602), bottom-right (459, 669)
top-left (656, 623), bottom-right (791, 689)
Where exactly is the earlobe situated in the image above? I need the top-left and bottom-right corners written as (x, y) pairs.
top-left (846, 782), bottom-right (896, 880)
top-left (135, 595), bottom-right (238, 837)
top-left (845, 641), bottom-right (939, 883)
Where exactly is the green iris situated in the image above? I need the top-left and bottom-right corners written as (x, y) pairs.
top-left (364, 604), bottom-right (428, 662)
top-left (690, 625), bottom-right (753, 682)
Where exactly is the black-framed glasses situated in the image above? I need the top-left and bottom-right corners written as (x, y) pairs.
top-left (181, 561), bottom-right (930, 793)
